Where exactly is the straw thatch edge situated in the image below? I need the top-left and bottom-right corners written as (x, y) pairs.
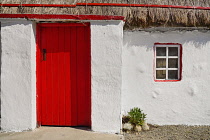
top-left (1, 0), bottom-right (210, 29)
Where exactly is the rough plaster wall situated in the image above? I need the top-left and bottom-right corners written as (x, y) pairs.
top-left (31, 22), bottom-right (36, 130)
top-left (0, 22), bottom-right (1, 121)
top-left (122, 30), bottom-right (210, 125)
top-left (0, 19), bottom-right (36, 131)
top-left (91, 21), bottom-right (123, 133)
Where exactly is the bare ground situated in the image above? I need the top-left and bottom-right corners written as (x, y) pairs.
top-left (124, 125), bottom-right (210, 140)
top-left (0, 127), bottom-right (123, 140)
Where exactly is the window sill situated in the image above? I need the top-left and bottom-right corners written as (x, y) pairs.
top-left (154, 80), bottom-right (181, 82)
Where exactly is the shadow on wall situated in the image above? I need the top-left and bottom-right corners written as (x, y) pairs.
top-left (90, 20), bottom-right (122, 26)
top-left (0, 22), bottom-right (1, 129)
top-left (124, 30), bottom-right (210, 51)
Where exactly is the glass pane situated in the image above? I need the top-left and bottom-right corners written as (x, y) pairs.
top-left (169, 47), bottom-right (178, 56)
top-left (156, 70), bottom-right (166, 79)
top-left (168, 58), bottom-right (178, 68)
top-left (156, 47), bottom-right (166, 56)
top-left (156, 58), bottom-right (166, 68)
top-left (168, 70), bottom-right (178, 79)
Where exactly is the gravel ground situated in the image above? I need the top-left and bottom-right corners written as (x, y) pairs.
top-left (124, 125), bottom-right (210, 140)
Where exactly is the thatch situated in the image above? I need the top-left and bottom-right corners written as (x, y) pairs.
top-left (1, 0), bottom-right (210, 29)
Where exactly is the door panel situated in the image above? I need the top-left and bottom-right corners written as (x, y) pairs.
top-left (37, 23), bottom-right (91, 126)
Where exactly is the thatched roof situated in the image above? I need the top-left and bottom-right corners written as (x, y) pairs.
top-left (1, 0), bottom-right (210, 29)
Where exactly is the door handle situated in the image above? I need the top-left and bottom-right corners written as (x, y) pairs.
top-left (42, 49), bottom-right (46, 61)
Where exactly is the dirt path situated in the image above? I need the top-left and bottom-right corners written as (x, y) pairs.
top-left (124, 125), bottom-right (210, 140)
top-left (0, 127), bottom-right (123, 140)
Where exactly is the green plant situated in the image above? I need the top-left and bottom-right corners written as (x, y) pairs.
top-left (128, 107), bottom-right (146, 126)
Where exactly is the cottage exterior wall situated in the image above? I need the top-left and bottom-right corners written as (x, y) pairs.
top-left (0, 19), bottom-right (36, 131)
top-left (1, 18), bottom-right (210, 132)
top-left (90, 21), bottom-right (123, 133)
top-left (0, 19), bottom-right (123, 133)
top-left (122, 30), bottom-right (210, 125)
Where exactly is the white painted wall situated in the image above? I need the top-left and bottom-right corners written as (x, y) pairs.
top-left (0, 19), bottom-right (124, 133)
top-left (122, 30), bottom-right (210, 125)
top-left (0, 19), bottom-right (36, 131)
top-left (1, 19), bottom-right (209, 132)
top-left (90, 21), bottom-right (123, 133)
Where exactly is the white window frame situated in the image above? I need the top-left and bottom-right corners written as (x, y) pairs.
top-left (155, 44), bottom-right (181, 81)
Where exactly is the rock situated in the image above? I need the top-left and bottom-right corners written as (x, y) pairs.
top-left (123, 123), bottom-right (133, 130)
top-left (135, 125), bottom-right (142, 132)
top-left (142, 122), bottom-right (150, 131)
top-left (120, 129), bottom-right (124, 134)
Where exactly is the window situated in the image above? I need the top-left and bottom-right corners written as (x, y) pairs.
top-left (154, 43), bottom-right (182, 81)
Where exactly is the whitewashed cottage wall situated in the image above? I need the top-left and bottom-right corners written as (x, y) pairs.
top-left (0, 19), bottom-right (36, 131)
top-left (1, 18), bottom-right (210, 133)
top-left (90, 21), bottom-right (123, 133)
top-left (0, 19), bottom-right (123, 133)
top-left (122, 30), bottom-right (210, 125)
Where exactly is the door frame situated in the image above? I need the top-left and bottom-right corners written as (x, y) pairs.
top-left (36, 22), bottom-right (91, 126)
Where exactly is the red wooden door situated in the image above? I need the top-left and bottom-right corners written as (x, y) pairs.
top-left (36, 23), bottom-right (91, 126)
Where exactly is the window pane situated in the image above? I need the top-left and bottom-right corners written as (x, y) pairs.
top-left (156, 70), bottom-right (166, 79)
top-left (156, 58), bottom-right (166, 68)
top-left (156, 47), bottom-right (166, 56)
top-left (168, 70), bottom-right (178, 79)
top-left (169, 47), bottom-right (178, 56)
top-left (168, 58), bottom-right (178, 68)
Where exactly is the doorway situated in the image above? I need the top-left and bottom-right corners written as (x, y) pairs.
top-left (36, 23), bottom-right (91, 126)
